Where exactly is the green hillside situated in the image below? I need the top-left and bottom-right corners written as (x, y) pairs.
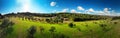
top-left (0, 12), bottom-right (120, 38)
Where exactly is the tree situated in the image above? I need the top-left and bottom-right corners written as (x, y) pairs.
top-left (49, 26), bottom-right (56, 33)
top-left (0, 13), bottom-right (4, 19)
top-left (99, 24), bottom-right (107, 28)
top-left (46, 19), bottom-right (51, 23)
top-left (114, 22), bottom-right (118, 24)
top-left (77, 28), bottom-right (81, 31)
top-left (0, 19), bottom-right (13, 29)
top-left (39, 26), bottom-right (44, 33)
top-left (68, 23), bottom-right (76, 28)
top-left (0, 19), bottom-right (14, 38)
top-left (99, 24), bottom-right (109, 32)
top-left (55, 33), bottom-right (67, 38)
top-left (86, 25), bottom-right (88, 27)
top-left (27, 26), bottom-right (36, 38)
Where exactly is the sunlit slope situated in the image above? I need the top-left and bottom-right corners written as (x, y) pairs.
top-left (4, 17), bottom-right (119, 38)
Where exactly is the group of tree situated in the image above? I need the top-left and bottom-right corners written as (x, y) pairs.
top-left (68, 23), bottom-right (76, 28)
top-left (49, 26), bottom-right (69, 38)
top-left (46, 17), bottom-right (63, 23)
top-left (0, 13), bottom-right (4, 19)
top-left (0, 18), bottom-right (14, 38)
top-left (2, 12), bottom-right (120, 23)
top-left (27, 26), bottom-right (69, 38)
top-left (49, 26), bottom-right (56, 33)
top-left (99, 24), bottom-right (111, 32)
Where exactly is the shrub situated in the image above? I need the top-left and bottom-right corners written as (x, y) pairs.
top-left (74, 18), bottom-right (82, 22)
top-left (0, 19), bottom-right (9, 28)
top-left (27, 26), bottom-right (36, 38)
top-left (52, 32), bottom-right (69, 38)
top-left (89, 29), bottom-right (93, 32)
top-left (5, 27), bottom-right (14, 35)
top-left (0, 19), bottom-right (14, 29)
top-left (68, 23), bottom-right (76, 28)
top-left (28, 26), bottom-right (36, 34)
top-left (49, 26), bottom-right (56, 33)
top-left (77, 28), bottom-right (81, 31)
top-left (93, 22), bottom-right (97, 24)
top-left (99, 24), bottom-right (107, 28)
top-left (0, 19), bottom-right (14, 38)
top-left (99, 24), bottom-right (110, 32)
top-left (86, 25), bottom-right (88, 27)
top-left (58, 34), bottom-right (66, 38)
top-left (114, 22), bottom-right (118, 24)
top-left (39, 26), bottom-right (44, 33)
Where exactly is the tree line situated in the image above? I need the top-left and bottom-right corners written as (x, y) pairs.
top-left (1, 12), bottom-right (120, 23)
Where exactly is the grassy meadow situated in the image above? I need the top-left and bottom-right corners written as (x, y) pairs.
top-left (0, 17), bottom-right (118, 38)
top-left (0, 13), bottom-right (120, 38)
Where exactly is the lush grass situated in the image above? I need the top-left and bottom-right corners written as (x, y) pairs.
top-left (4, 17), bottom-right (119, 38)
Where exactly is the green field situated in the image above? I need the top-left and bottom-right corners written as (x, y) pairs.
top-left (0, 17), bottom-right (119, 38)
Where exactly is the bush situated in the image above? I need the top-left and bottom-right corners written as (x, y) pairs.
top-left (27, 26), bottom-right (36, 38)
top-left (68, 23), bottom-right (76, 28)
top-left (99, 24), bottom-right (107, 28)
top-left (39, 26), bottom-right (44, 33)
top-left (0, 19), bottom-right (14, 38)
top-left (0, 19), bottom-right (14, 29)
top-left (74, 18), bottom-right (82, 22)
top-left (93, 22), bottom-right (97, 24)
top-left (52, 32), bottom-right (69, 38)
top-left (49, 26), bottom-right (56, 33)
top-left (0, 19), bottom-right (10, 28)
top-left (99, 24), bottom-right (110, 32)
top-left (57, 34), bottom-right (66, 38)
top-left (114, 22), bottom-right (118, 24)
top-left (86, 25), bottom-right (88, 27)
top-left (28, 26), bottom-right (36, 34)
top-left (77, 28), bottom-right (81, 31)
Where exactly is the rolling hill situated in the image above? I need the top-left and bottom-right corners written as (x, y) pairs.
top-left (0, 12), bottom-right (120, 38)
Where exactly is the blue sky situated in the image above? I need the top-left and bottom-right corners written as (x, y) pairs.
top-left (0, 0), bottom-right (120, 16)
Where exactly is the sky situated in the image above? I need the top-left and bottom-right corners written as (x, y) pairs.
top-left (0, 0), bottom-right (120, 16)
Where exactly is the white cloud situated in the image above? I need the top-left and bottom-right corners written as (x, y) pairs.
top-left (96, 8), bottom-right (112, 15)
top-left (77, 6), bottom-right (85, 11)
top-left (50, 2), bottom-right (56, 6)
top-left (92, 8), bottom-right (120, 16)
top-left (104, 8), bottom-right (110, 13)
top-left (96, 11), bottom-right (109, 15)
top-left (85, 8), bottom-right (95, 14)
top-left (88, 8), bottom-right (94, 12)
top-left (71, 9), bottom-right (77, 13)
top-left (62, 8), bottom-right (69, 12)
